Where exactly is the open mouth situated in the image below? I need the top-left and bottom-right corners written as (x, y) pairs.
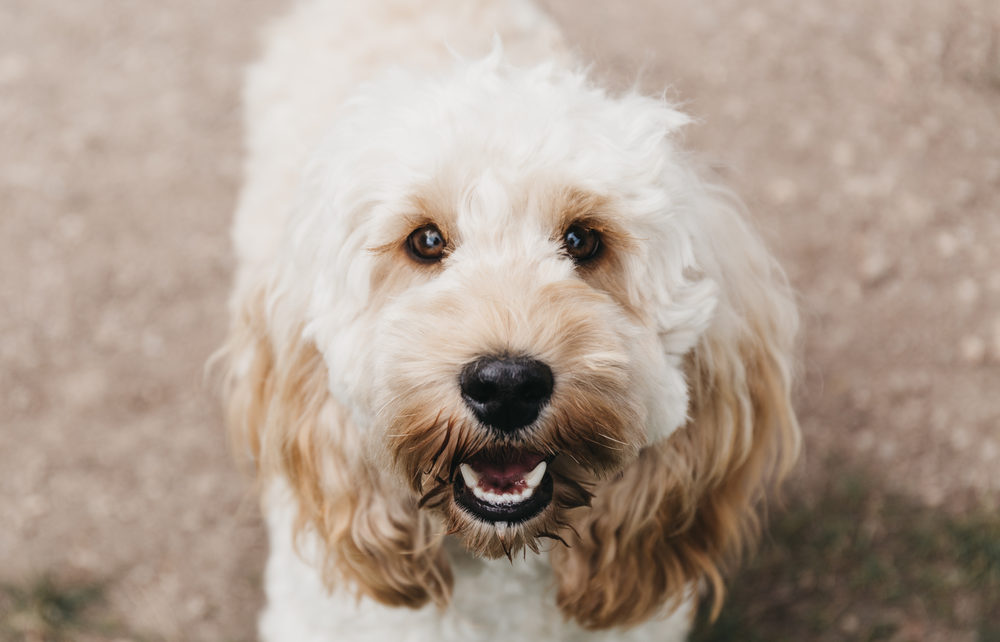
top-left (454, 449), bottom-right (554, 524)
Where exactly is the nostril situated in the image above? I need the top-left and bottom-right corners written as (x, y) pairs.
top-left (461, 378), bottom-right (497, 405)
top-left (516, 370), bottom-right (554, 403)
top-left (459, 355), bottom-right (554, 432)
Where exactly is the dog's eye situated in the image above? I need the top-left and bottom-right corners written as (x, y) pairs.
top-left (563, 224), bottom-right (601, 262)
top-left (406, 224), bottom-right (447, 262)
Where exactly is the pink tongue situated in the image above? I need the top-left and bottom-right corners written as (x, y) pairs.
top-left (467, 451), bottom-right (545, 493)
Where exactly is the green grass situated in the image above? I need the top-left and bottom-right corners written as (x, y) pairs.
top-left (692, 466), bottom-right (1000, 642)
top-left (0, 574), bottom-right (144, 642)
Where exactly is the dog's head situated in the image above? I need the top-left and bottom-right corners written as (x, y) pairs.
top-left (226, 54), bottom-right (798, 626)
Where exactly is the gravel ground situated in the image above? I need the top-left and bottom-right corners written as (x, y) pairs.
top-left (1, 0), bottom-right (997, 640)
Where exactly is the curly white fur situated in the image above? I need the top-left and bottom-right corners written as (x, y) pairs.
top-left (225, 1), bottom-right (799, 640)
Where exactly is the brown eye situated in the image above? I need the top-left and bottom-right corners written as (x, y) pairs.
top-left (563, 224), bottom-right (601, 262)
top-left (406, 224), bottom-right (447, 262)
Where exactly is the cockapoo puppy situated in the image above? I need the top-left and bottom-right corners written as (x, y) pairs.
top-left (223, 0), bottom-right (800, 640)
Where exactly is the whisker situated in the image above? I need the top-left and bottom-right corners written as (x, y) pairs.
top-left (417, 485), bottom-right (447, 509)
top-left (536, 531), bottom-right (569, 547)
top-left (580, 433), bottom-right (624, 451)
top-left (597, 432), bottom-right (627, 446)
top-left (497, 533), bottom-right (513, 562)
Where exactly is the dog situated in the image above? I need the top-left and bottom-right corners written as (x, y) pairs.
top-left (222, 0), bottom-right (800, 639)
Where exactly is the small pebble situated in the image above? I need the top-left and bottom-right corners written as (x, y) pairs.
top-left (831, 141), bottom-right (855, 168)
top-left (955, 278), bottom-right (980, 305)
top-left (959, 335), bottom-right (986, 364)
top-left (935, 231), bottom-right (958, 258)
top-left (840, 613), bottom-right (860, 634)
top-left (767, 177), bottom-right (798, 204)
top-left (860, 251), bottom-right (892, 284)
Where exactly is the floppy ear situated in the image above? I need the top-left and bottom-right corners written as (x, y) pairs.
top-left (223, 288), bottom-right (453, 608)
top-left (553, 191), bottom-right (800, 629)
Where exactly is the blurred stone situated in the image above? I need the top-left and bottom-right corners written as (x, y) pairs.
top-left (840, 613), bottom-right (861, 634)
top-left (935, 230), bottom-right (959, 258)
top-left (951, 426), bottom-right (971, 451)
top-left (59, 213), bottom-right (87, 242)
top-left (831, 141), bottom-right (855, 168)
top-left (185, 595), bottom-right (210, 619)
top-left (895, 192), bottom-right (934, 226)
top-left (740, 8), bottom-right (767, 34)
top-left (141, 330), bottom-right (166, 357)
top-left (904, 132), bottom-right (929, 155)
top-left (60, 367), bottom-right (109, 408)
top-left (949, 179), bottom-right (976, 207)
top-left (789, 119), bottom-right (814, 148)
top-left (722, 96), bottom-right (748, 119)
top-left (766, 177), bottom-right (798, 205)
top-left (970, 243), bottom-right (989, 265)
top-left (0, 54), bottom-right (27, 86)
top-left (955, 278), bottom-right (980, 305)
top-left (845, 168), bottom-right (897, 199)
top-left (22, 493), bottom-right (49, 520)
top-left (931, 406), bottom-right (950, 432)
top-left (860, 250), bottom-right (893, 285)
top-left (959, 335), bottom-right (986, 364)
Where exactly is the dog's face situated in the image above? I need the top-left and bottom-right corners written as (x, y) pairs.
top-left (284, 58), bottom-right (718, 558)
top-left (229, 54), bottom-right (798, 620)
top-left (371, 183), bottom-right (652, 557)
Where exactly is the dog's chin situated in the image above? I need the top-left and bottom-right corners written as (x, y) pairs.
top-left (444, 497), bottom-right (556, 560)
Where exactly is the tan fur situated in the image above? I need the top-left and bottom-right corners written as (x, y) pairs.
top-left (225, 291), bottom-right (453, 608)
top-left (552, 261), bottom-right (799, 629)
top-left (550, 187), bottom-right (645, 320)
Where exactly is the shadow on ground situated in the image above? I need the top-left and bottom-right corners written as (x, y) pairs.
top-left (692, 460), bottom-right (1000, 642)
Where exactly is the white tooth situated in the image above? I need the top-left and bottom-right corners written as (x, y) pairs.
top-left (523, 461), bottom-right (547, 490)
top-left (459, 464), bottom-right (480, 489)
top-left (468, 472), bottom-right (546, 506)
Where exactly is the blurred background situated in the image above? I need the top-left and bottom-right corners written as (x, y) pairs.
top-left (1, 0), bottom-right (997, 640)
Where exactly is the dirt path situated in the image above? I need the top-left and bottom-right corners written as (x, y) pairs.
top-left (2, 1), bottom-right (997, 640)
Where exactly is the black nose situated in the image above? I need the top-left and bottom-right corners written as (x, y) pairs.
top-left (459, 356), bottom-right (554, 433)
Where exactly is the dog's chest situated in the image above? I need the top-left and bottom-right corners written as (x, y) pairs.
top-left (445, 539), bottom-right (562, 634)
